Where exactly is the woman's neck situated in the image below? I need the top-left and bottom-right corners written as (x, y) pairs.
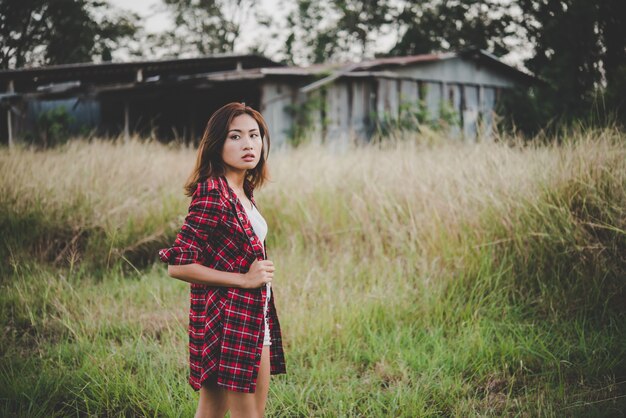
top-left (224, 170), bottom-right (248, 199)
top-left (224, 170), bottom-right (245, 190)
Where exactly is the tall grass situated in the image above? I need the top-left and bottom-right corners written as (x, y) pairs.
top-left (1, 128), bottom-right (625, 416)
top-left (0, 137), bottom-right (192, 274)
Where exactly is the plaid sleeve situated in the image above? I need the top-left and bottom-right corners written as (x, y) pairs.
top-left (158, 188), bottom-right (225, 265)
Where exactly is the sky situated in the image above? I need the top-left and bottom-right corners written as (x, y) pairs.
top-left (104, 0), bottom-right (528, 69)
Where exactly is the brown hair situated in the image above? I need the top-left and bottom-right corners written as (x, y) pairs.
top-left (184, 102), bottom-right (271, 197)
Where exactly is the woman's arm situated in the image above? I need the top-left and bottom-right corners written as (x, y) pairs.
top-left (168, 260), bottom-right (274, 289)
top-left (167, 263), bottom-right (244, 287)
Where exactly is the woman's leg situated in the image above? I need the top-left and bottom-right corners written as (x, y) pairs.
top-left (254, 345), bottom-right (271, 416)
top-left (195, 380), bottom-right (228, 418)
top-left (224, 389), bottom-right (257, 418)
top-left (225, 344), bottom-right (272, 418)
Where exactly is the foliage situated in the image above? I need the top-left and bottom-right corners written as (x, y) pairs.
top-left (0, 0), bottom-right (139, 69)
top-left (35, 106), bottom-right (75, 148)
top-left (372, 98), bottom-right (460, 138)
top-left (501, 0), bottom-right (626, 133)
top-left (437, 100), bottom-right (461, 130)
top-left (283, 89), bottom-right (329, 146)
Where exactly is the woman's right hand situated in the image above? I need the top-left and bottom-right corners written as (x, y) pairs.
top-left (241, 259), bottom-right (275, 289)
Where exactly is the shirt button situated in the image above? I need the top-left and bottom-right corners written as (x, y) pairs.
top-left (255, 353), bottom-right (261, 360)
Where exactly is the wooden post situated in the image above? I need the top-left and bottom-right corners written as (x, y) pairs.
top-left (478, 84), bottom-right (484, 141)
top-left (124, 101), bottom-right (130, 142)
top-left (7, 80), bottom-right (14, 149)
top-left (189, 106), bottom-right (196, 145)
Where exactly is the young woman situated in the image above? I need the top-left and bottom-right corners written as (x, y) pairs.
top-left (158, 102), bottom-right (286, 418)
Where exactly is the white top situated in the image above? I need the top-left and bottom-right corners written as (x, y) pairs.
top-left (243, 201), bottom-right (272, 345)
top-left (244, 201), bottom-right (268, 245)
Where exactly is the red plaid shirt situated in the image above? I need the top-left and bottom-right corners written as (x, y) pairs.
top-left (158, 175), bottom-right (286, 393)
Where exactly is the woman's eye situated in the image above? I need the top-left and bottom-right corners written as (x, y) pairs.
top-left (230, 135), bottom-right (240, 140)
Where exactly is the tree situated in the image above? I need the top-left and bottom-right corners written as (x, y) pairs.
top-left (0, 0), bottom-right (139, 69)
top-left (507, 0), bottom-right (626, 131)
top-left (390, 0), bottom-right (519, 57)
top-left (596, 0), bottom-right (626, 125)
top-left (146, 0), bottom-right (259, 57)
top-left (283, 0), bottom-right (395, 65)
top-left (282, 0), bottom-right (518, 65)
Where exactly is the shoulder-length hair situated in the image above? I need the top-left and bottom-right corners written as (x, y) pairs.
top-left (184, 102), bottom-right (271, 197)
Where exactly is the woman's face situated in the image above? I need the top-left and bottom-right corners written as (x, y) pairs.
top-left (221, 113), bottom-right (263, 174)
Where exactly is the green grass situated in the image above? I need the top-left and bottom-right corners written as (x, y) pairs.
top-left (1, 128), bottom-right (625, 416)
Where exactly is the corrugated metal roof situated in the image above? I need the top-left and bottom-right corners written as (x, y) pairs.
top-left (260, 62), bottom-right (347, 75)
top-left (298, 49), bottom-right (538, 92)
top-left (0, 54), bottom-right (283, 87)
top-left (351, 52), bottom-right (456, 70)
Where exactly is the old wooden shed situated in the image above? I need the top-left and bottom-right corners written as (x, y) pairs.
top-left (254, 49), bottom-right (537, 149)
top-left (0, 50), bottom-right (535, 148)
